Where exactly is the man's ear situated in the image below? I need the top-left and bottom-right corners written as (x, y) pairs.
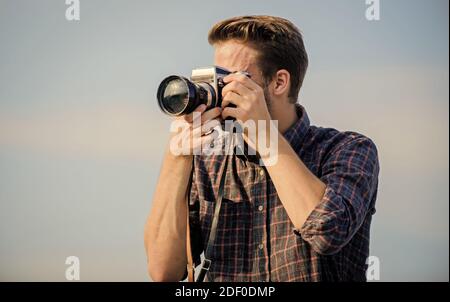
top-left (271, 69), bottom-right (290, 97)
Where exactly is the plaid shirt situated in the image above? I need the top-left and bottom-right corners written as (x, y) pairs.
top-left (188, 104), bottom-right (379, 282)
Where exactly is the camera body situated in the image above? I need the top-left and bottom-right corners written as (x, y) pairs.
top-left (157, 66), bottom-right (249, 116)
top-left (191, 66), bottom-right (230, 108)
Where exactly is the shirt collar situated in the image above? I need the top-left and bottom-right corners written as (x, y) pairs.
top-left (283, 104), bottom-right (310, 152)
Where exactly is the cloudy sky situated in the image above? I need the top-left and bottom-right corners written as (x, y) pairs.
top-left (0, 0), bottom-right (448, 281)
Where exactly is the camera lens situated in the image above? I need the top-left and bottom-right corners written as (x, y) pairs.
top-left (157, 75), bottom-right (216, 116)
top-left (157, 76), bottom-right (191, 115)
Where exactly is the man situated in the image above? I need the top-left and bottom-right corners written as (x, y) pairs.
top-left (144, 15), bottom-right (379, 282)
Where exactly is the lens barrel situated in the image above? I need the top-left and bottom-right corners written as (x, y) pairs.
top-left (157, 76), bottom-right (216, 116)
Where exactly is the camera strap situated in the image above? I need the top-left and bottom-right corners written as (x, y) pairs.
top-left (185, 161), bottom-right (195, 282)
top-left (197, 152), bottom-right (229, 282)
top-left (186, 133), bottom-right (234, 282)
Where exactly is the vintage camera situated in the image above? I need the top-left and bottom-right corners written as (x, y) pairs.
top-left (157, 66), bottom-right (249, 116)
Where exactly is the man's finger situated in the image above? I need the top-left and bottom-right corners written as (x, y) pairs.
top-left (223, 73), bottom-right (260, 91)
top-left (200, 107), bottom-right (222, 125)
top-left (190, 118), bottom-right (221, 138)
top-left (201, 118), bottom-right (221, 136)
top-left (221, 80), bottom-right (252, 98)
top-left (221, 106), bottom-right (242, 121)
top-left (183, 104), bottom-right (207, 123)
top-left (222, 91), bottom-right (244, 109)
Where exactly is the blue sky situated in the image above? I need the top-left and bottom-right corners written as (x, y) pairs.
top-left (0, 0), bottom-right (448, 281)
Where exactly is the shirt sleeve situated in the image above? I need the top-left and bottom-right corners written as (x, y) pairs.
top-left (296, 135), bottom-right (380, 255)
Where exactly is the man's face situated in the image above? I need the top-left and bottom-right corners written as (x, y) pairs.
top-left (214, 40), bottom-right (261, 79)
top-left (213, 40), bottom-right (270, 104)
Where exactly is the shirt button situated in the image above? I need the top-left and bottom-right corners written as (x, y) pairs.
top-left (258, 205), bottom-right (264, 212)
top-left (259, 169), bottom-right (264, 176)
top-left (258, 243), bottom-right (264, 250)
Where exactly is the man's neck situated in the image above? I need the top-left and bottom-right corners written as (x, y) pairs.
top-left (270, 102), bottom-right (299, 134)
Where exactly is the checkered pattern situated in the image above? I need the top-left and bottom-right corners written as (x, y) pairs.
top-left (188, 104), bottom-right (379, 281)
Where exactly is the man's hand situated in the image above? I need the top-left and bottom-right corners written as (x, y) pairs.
top-left (221, 73), bottom-right (271, 123)
top-left (171, 104), bottom-right (222, 156)
top-left (220, 73), bottom-right (274, 154)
